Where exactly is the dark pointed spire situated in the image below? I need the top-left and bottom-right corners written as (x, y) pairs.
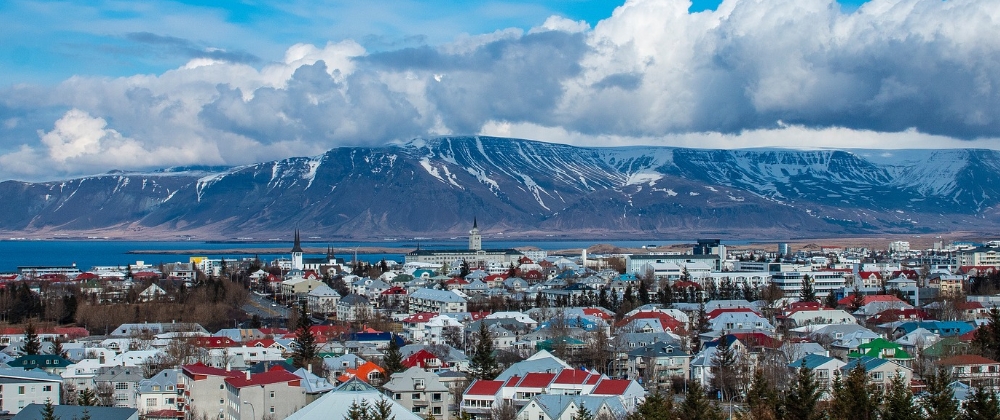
top-left (291, 229), bottom-right (303, 253)
top-left (473, 217), bottom-right (478, 229)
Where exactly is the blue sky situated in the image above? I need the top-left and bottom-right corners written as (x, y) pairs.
top-left (2, 0), bottom-right (998, 181)
top-left (1, 0), bottom-right (869, 86)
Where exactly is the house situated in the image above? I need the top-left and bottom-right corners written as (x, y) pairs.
top-left (0, 368), bottom-right (62, 414)
top-left (138, 284), bottom-right (168, 302)
top-left (281, 277), bottom-right (326, 298)
top-left (136, 368), bottom-right (181, 416)
top-left (336, 294), bottom-right (373, 322)
top-left (307, 284), bottom-right (341, 314)
top-left (409, 288), bottom-right (468, 313)
top-left (336, 360), bottom-right (387, 385)
top-left (285, 377), bottom-right (422, 420)
top-left (627, 342), bottom-right (691, 388)
top-left (180, 363), bottom-right (243, 420)
top-left (292, 367), bottom-right (335, 403)
top-left (840, 356), bottom-right (913, 391)
top-left (848, 338), bottom-right (913, 368)
top-left (382, 367), bottom-right (452, 420)
top-left (936, 354), bottom-right (1000, 389)
top-left (516, 395), bottom-right (627, 420)
top-left (461, 380), bottom-right (505, 418)
top-left (225, 367), bottom-right (307, 420)
top-left (788, 354), bottom-right (846, 398)
top-left (8, 355), bottom-right (72, 374)
top-left (94, 365), bottom-right (145, 408)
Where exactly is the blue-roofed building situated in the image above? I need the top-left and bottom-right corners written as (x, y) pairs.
top-left (788, 354), bottom-right (846, 397)
top-left (841, 356), bottom-right (913, 389)
top-left (0, 368), bottom-right (62, 414)
top-left (517, 394), bottom-right (628, 420)
top-left (409, 288), bottom-right (468, 313)
top-left (892, 321), bottom-right (974, 338)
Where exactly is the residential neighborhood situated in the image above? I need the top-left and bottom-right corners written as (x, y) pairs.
top-left (1, 229), bottom-right (1000, 419)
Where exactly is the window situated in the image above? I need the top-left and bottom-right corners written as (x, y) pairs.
top-left (395, 394), bottom-right (402, 400)
top-left (433, 393), bottom-right (442, 402)
top-left (434, 407), bottom-right (442, 415)
top-left (115, 382), bottom-right (129, 390)
top-left (270, 406), bottom-right (275, 413)
top-left (18, 386), bottom-right (24, 395)
top-left (220, 384), bottom-right (225, 389)
top-left (413, 393), bottom-right (421, 400)
top-left (42, 385), bottom-right (52, 392)
top-left (412, 407), bottom-right (421, 413)
top-left (147, 398), bottom-right (157, 407)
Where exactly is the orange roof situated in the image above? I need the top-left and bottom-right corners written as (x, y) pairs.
top-left (937, 354), bottom-right (1000, 366)
top-left (337, 361), bottom-right (385, 384)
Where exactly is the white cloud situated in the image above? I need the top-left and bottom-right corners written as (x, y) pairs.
top-left (3, 0), bottom-right (1000, 181)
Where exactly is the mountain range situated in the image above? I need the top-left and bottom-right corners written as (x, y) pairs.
top-left (2, 136), bottom-right (999, 240)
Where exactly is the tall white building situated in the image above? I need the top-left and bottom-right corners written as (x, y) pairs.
top-left (469, 218), bottom-right (482, 251)
top-left (291, 230), bottom-right (304, 271)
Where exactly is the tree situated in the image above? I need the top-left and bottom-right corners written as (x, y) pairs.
top-left (710, 334), bottom-right (738, 399)
top-left (628, 391), bottom-right (676, 420)
top-left (973, 308), bottom-right (1000, 361)
top-left (921, 367), bottom-right (958, 420)
top-left (52, 338), bottom-right (66, 358)
top-left (829, 365), bottom-right (881, 420)
top-left (849, 286), bottom-right (865, 311)
top-left (42, 399), bottom-right (58, 420)
top-left (573, 403), bottom-right (594, 420)
top-left (881, 370), bottom-right (921, 420)
top-left (799, 275), bottom-right (816, 303)
top-left (291, 302), bottom-right (318, 369)
top-left (469, 321), bottom-right (500, 380)
top-left (460, 260), bottom-right (471, 278)
top-left (824, 291), bottom-right (838, 309)
top-left (22, 322), bottom-right (41, 356)
top-left (743, 369), bottom-right (779, 420)
top-left (77, 388), bottom-right (98, 406)
top-left (678, 380), bottom-right (722, 420)
top-left (490, 401), bottom-right (518, 420)
top-left (784, 363), bottom-right (823, 420)
top-left (382, 335), bottom-right (405, 375)
top-left (345, 399), bottom-right (371, 420)
top-left (963, 385), bottom-right (1000, 420)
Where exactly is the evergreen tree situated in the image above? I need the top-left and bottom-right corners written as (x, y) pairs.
top-left (829, 364), bottom-right (881, 420)
top-left (628, 392), bottom-right (676, 420)
top-left (573, 403), bottom-right (594, 420)
top-left (881, 371), bottom-right (921, 420)
top-left (849, 286), bottom-right (865, 311)
top-left (598, 288), bottom-right (610, 310)
top-left (469, 321), bottom-right (500, 380)
top-left (460, 260), bottom-right (470, 278)
top-left (370, 398), bottom-right (396, 420)
top-left (973, 308), bottom-right (1000, 361)
top-left (52, 338), bottom-right (65, 358)
top-left (824, 291), bottom-right (838, 309)
top-left (963, 385), bottom-right (1000, 420)
top-left (638, 281), bottom-right (650, 306)
top-left (678, 380), bottom-right (722, 420)
top-left (291, 302), bottom-right (318, 369)
top-left (345, 399), bottom-right (371, 420)
top-left (383, 334), bottom-right (405, 375)
top-left (921, 367), bottom-right (958, 420)
top-left (744, 369), bottom-right (779, 420)
top-left (799, 275), bottom-right (816, 303)
top-left (785, 362), bottom-right (823, 420)
top-left (623, 286), bottom-right (635, 307)
top-left (710, 334), bottom-right (738, 399)
top-left (41, 398), bottom-right (58, 420)
top-left (22, 322), bottom-right (41, 356)
top-left (77, 388), bottom-right (97, 406)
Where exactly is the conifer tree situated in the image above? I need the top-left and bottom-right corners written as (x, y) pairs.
top-left (785, 363), bottom-right (823, 420)
top-left (52, 338), bottom-right (65, 358)
top-left (744, 369), bottom-right (779, 420)
top-left (77, 388), bottom-right (97, 406)
top-left (921, 367), bottom-right (958, 420)
top-left (963, 385), bottom-right (1000, 420)
top-left (799, 275), bottom-right (816, 303)
top-left (973, 308), bottom-right (1000, 360)
top-left (41, 399), bottom-right (58, 420)
top-left (710, 334), bottom-right (738, 399)
top-left (679, 380), bottom-right (723, 420)
top-left (370, 398), bottom-right (396, 420)
top-left (382, 334), bottom-right (405, 375)
top-left (573, 403), bottom-right (594, 420)
top-left (881, 371), bottom-right (921, 420)
top-left (628, 392), bottom-right (676, 420)
top-left (345, 399), bottom-right (371, 420)
top-left (22, 322), bottom-right (41, 356)
top-left (638, 281), bottom-right (650, 306)
top-left (830, 364), bottom-right (881, 420)
top-left (470, 321), bottom-right (500, 380)
top-left (291, 302), bottom-right (318, 369)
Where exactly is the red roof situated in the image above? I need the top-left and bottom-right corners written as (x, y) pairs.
top-left (959, 266), bottom-right (998, 275)
top-left (258, 327), bottom-right (289, 335)
top-left (868, 309), bottom-right (929, 324)
top-left (891, 270), bottom-right (920, 280)
top-left (133, 271), bottom-right (160, 279)
top-left (382, 286), bottom-right (407, 295)
top-left (956, 301), bottom-right (985, 310)
top-left (225, 366), bottom-right (301, 388)
top-left (937, 354), bottom-right (1000, 366)
top-left (706, 307), bottom-right (758, 320)
top-left (403, 312), bottom-right (439, 323)
top-left (618, 311), bottom-right (683, 331)
top-left (246, 339), bottom-right (279, 348)
top-left (402, 349), bottom-right (441, 369)
top-left (591, 379), bottom-right (633, 395)
top-left (960, 328), bottom-right (979, 342)
top-left (672, 280), bottom-right (702, 290)
top-left (182, 363), bottom-right (243, 378)
top-left (516, 372), bottom-right (556, 388)
top-left (445, 277), bottom-right (469, 285)
top-left (729, 332), bottom-right (781, 349)
top-left (858, 271), bottom-right (883, 280)
top-left (191, 336), bottom-right (238, 349)
top-left (582, 308), bottom-right (613, 321)
top-left (75, 272), bottom-right (99, 280)
top-left (553, 368), bottom-right (599, 385)
top-left (837, 294), bottom-right (905, 306)
top-left (466, 380), bottom-right (504, 396)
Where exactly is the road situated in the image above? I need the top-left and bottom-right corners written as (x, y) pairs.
top-left (243, 292), bottom-right (291, 319)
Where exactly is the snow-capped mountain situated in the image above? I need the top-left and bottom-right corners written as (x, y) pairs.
top-left (2, 136), bottom-right (999, 238)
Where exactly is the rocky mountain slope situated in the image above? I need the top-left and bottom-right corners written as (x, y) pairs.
top-left (2, 136), bottom-right (998, 239)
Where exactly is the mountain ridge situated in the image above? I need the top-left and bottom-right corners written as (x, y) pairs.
top-left (2, 136), bottom-right (998, 239)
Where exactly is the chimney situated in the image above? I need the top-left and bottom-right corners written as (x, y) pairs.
top-left (308, 363), bottom-right (313, 374)
top-left (226, 362), bottom-right (231, 372)
top-left (246, 370), bottom-right (251, 381)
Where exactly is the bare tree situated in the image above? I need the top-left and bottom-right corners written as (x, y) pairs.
top-left (490, 401), bottom-right (518, 420)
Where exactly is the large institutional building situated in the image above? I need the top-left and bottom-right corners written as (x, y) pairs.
top-left (404, 220), bottom-right (522, 267)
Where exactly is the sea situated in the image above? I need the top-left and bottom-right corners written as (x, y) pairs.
top-left (0, 239), bottom-right (702, 273)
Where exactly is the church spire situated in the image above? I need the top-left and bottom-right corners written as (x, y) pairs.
top-left (473, 217), bottom-right (478, 229)
top-left (291, 229), bottom-right (304, 253)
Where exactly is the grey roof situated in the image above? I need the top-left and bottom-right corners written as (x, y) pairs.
top-left (137, 368), bottom-right (180, 393)
top-left (410, 288), bottom-right (466, 303)
top-left (309, 284), bottom-right (341, 297)
top-left (339, 294), bottom-right (370, 305)
top-left (383, 367), bottom-right (450, 393)
top-left (293, 367), bottom-right (336, 394)
top-left (285, 378), bottom-right (422, 420)
top-left (496, 352), bottom-right (570, 380)
top-left (14, 404), bottom-right (138, 420)
top-left (0, 368), bottom-right (63, 382)
top-left (528, 395), bottom-right (627, 420)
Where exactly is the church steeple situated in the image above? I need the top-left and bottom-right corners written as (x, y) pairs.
top-left (291, 229), bottom-right (304, 253)
top-left (290, 230), bottom-right (304, 270)
top-left (469, 218), bottom-right (482, 251)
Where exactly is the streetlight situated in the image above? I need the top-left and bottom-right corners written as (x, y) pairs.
top-left (242, 401), bottom-right (255, 420)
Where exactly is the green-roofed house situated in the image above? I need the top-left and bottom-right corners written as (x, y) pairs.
top-left (8, 355), bottom-right (72, 375)
top-left (848, 337), bottom-right (913, 368)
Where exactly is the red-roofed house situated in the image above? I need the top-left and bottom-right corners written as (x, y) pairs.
top-left (181, 363), bottom-right (243, 419)
top-left (462, 380), bottom-right (505, 416)
top-left (402, 349), bottom-right (444, 370)
top-left (549, 368), bottom-right (603, 394)
top-left (936, 354), bottom-right (1000, 388)
top-left (956, 301), bottom-right (990, 321)
top-left (857, 271), bottom-right (883, 288)
top-left (706, 307), bottom-right (759, 320)
top-left (336, 360), bottom-right (386, 385)
top-left (590, 378), bottom-right (646, 410)
top-left (191, 336), bottom-right (239, 349)
top-left (959, 266), bottom-right (998, 277)
top-left (225, 366), bottom-right (305, 420)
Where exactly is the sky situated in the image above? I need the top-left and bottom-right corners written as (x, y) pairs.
top-left (1, 0), bottom-right (999, 181)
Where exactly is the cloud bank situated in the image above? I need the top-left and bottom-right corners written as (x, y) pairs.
top-left (2, 0), bottom-right (999, 181)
